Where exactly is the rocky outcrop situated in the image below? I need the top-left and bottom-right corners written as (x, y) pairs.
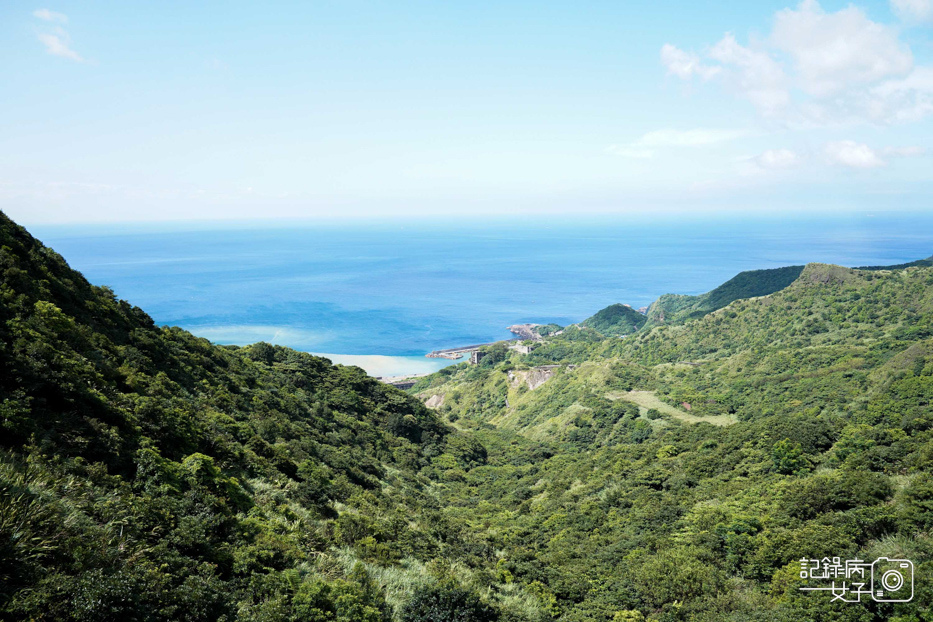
top-left (508, 366), bottom-right (556, 391)
top-left (507, 324), bottom-right (543, 341)
top-left (424, 394), bottom-right (445, 409)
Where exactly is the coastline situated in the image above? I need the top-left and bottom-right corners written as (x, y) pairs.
top-left (308, 352), bottom-right (460, 377)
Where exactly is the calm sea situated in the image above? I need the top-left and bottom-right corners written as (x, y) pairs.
top-left (31, 211), bottom-right (933, 376)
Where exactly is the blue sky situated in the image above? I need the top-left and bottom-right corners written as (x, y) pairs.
top-left (1, 0), bottom-right (932, 223)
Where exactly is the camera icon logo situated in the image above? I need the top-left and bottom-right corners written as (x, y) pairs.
top-left (871, 557), bottom-right (914, 603)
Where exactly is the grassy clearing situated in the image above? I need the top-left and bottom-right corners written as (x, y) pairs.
top-left (607, 390), bottom-right (736, 426)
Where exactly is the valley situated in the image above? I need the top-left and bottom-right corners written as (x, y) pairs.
top-left (2, 210), bottom-right (932, 621)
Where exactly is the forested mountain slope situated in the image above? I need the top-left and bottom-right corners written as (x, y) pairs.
top-left (413, 261), bottom-right (933, 621)
top-left (0, 211), bottom-right (548, 621)
top-left (581, 304), bottom-right (647, 337)
top-left (4, 207), bottom-right (933, 621)
top-left (645, 265), bottom-right (805, 327)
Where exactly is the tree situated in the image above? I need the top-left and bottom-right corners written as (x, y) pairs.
top-left (400, 583), bottom-right (498, 622)
top-left (772, 438), bottom-right (808, 475)
top-left (901, 473), bottom-right (933, 532)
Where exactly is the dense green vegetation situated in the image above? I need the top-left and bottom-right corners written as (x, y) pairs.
top-left (533, 324), bottom-right (564, 338)
top-left (0, 211), bottom-right (549, 621)
top-left (646, 265), bottom-right (804, 327)
top-left (414, 263), bottom-right (933, 621)
top-left (3, 208), bottom-right (933, 621)
top-left (581, 304), bottom-right (647, 337)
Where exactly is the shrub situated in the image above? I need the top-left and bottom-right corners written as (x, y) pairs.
top-left (400, 582), bottom-right (499, 622)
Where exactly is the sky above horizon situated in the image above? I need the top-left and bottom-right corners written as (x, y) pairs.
top-left (2, 0), bottom-right (932, 224)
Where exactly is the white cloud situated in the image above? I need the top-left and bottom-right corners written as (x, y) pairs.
top-left (824, 140), bottom-right (886, 168)
top-left (607, 128), bottom-right (749, 159)
top-left (868, 67), bottom-right (933, 123)
top-left (37, 31), bottom-right (83, 62)
top-left (772, 0), bottom-right (912, 97)
top-left (753, 148), bottom-right (801, 169)
top-left (33, 8), bottom-right (67, 22)
top-left (33, 10), bottom-right (84, 62)
top-left (708, 33), bottom-right (790, 117)
top-left (891, 0), bottom-right (933, 24)
top-left (660, 44), bottom-right (720, 80)
top-left (662, 0), bottom-right (930, 125)
top-left (639, 128), bottom-right (749, 147)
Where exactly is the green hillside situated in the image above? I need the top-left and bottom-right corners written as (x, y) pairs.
top-left (0, 211), bottom-right (551, 621)
top-left (646, 265), bottom-right (805, 326)
top-left (580, 304), bottom-right (647, 337)
top-left (413, 261), bottom-right (933, 621)
top-left (4, 209), bottom-right (933, 622)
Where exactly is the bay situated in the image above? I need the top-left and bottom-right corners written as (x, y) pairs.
top-left (31, 211), bottom-right (933, 376)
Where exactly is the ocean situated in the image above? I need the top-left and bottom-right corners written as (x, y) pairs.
top-left (31, 211), bottom-right (933, 376)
